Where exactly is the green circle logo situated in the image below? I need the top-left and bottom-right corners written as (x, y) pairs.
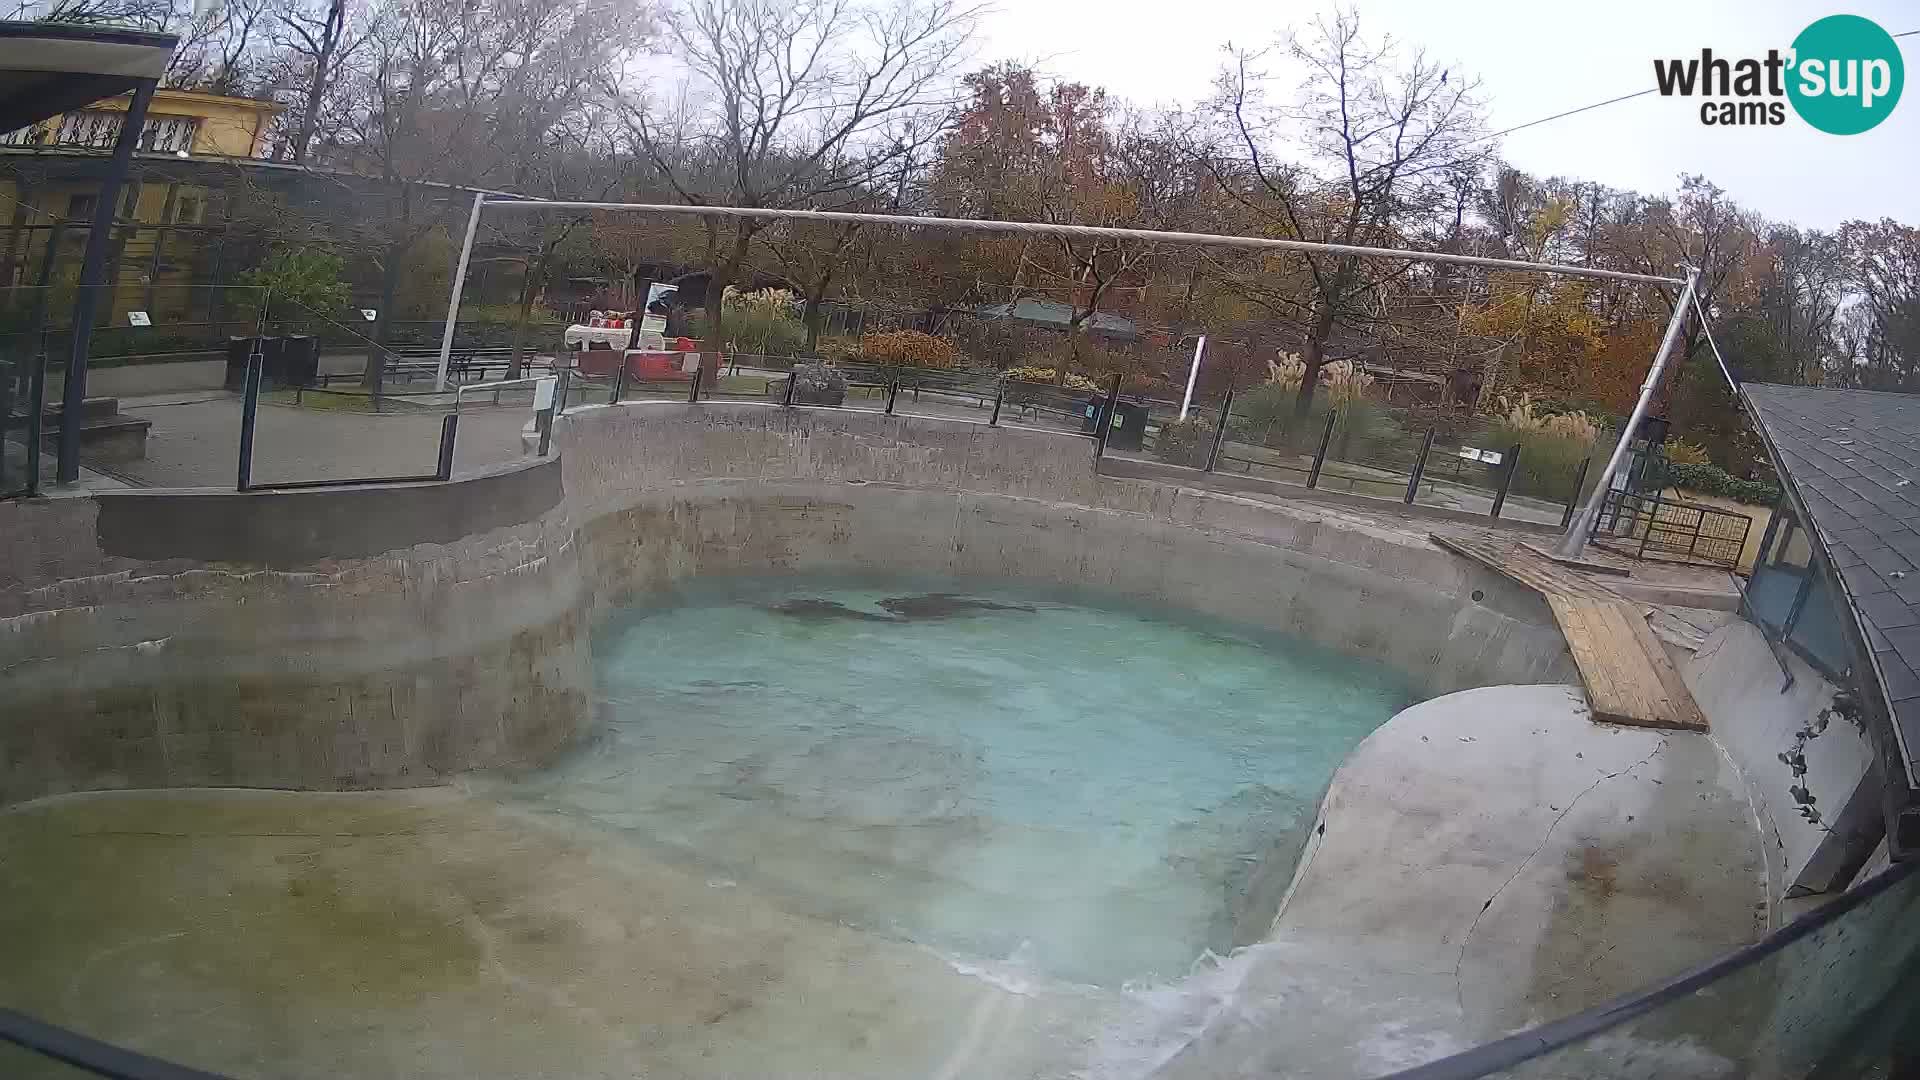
top-left (1787, 15), bottom-right (1904, 134)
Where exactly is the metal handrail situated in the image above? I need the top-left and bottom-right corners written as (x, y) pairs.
top-left (453, 375), bottom-right (553, 413)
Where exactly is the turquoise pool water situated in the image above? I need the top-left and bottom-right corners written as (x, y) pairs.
top-left (505, 579), bottom-right (1413, 986)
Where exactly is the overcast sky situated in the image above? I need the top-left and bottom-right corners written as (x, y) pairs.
top-left (974, 0), bottom-right (1919, 231)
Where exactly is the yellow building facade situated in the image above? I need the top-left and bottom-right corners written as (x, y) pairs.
top-left (1, 90), bottom-right (281, 317)
top-left (2, 88), bottom-right (280, 159)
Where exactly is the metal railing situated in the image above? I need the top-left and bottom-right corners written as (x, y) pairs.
top-left (1592, 487), bottom-right (1752, 568)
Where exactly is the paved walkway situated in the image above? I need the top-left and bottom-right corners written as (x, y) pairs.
top-left (97, 393), bottom-right (535, 489)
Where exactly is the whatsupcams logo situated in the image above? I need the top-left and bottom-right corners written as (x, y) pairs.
top-left (1653, 14), bottom-right (1904, 133)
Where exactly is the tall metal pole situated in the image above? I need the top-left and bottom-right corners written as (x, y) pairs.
top-left (1553, 267), bottom-right (1699, 559)
top-left (435, 191), bottom-right (486, 392)
top-left (57, 79), bottom-right (156, 485)
top-left (1178, 335), bottom-right (1206, 421)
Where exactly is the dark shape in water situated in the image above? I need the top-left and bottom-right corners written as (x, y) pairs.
top-left (876, 593), bottom-right (1035, 619)
top-left (766, 598), bottom-right (894, 621)
top-left (766, 593), bottom-right (1035, 623)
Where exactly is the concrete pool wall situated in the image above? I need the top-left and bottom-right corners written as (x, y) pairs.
top-left (0, 459), bottom-right (589, 806)
top-left (563, 403), bottom-right (1579, 696)
top-left (1, 401), bottom-right (1574, 808)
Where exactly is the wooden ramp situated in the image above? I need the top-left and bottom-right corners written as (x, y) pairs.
top-left (1430, 532), bottom-right (1707, 732)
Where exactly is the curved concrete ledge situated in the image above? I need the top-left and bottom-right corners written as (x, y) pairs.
top-left (0, 456), bottom-right (590, 807)
top-left (1127, 684), bottom-right (1768, 1079)
top-left (3, 401), bottom-right (1575, 808)
top-left (559, 403), bottom-right (1578, 696)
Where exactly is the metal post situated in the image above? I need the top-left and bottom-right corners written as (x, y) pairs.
top-left (1205, 386), bottom-right (1234, 472)
top-left (236, 343), bottom-right (262, 490)
top-left (1638, 491), bottom-right (1663, 559)
top-left (58, 79), bottom-right (156, 485)
top-left (435, 191), bottom-right (486, 392)
top-left (22, 230), bottom-right (59, 495)
top-left (989, 380), bottom-right (1005, 426)
top-left (782, 368), bottom-right (798, 407)
top-left (1307, 407), bottom-right (1337, 489)
top-left (1754, 494), bottom-right (1787, 566)
top-left (1406, 428), bottom-right (1436, 504)
top-left (611, 355), bottom-right (628, 405)
top-left (1178, 334), bottom-right (1206, 421)
top-left (1560, 457), bottom-right (1593, 530)
top-left (435, 412), bottom-right (459, 480)
top-left (885, 378), bottom-right (899, 415)
top-left (1490, 442), bottom-right (1521, 519)
top-left (1094, 374), bottom-right (1122, 458)
top-left (1555, 267), bottom-right (1699, 557)
top-left (686, 358), bottom-right (701, 404)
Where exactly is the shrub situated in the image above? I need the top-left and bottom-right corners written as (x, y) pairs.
top-left (1664, 461), bottom-right (1781, 505)
top-left (1665, 439), bottom-right (1713, 466)
top-left (1233, 379), bottom-right (1401, 460)
top-left (817, 336), bottom-right (862, 364)
top-left (239, 247), bottom-right (351, 327)
top-left (859, 329), bottom-right (961, 369)
top-left (1003, 366), bottom-right (1099, 392)
top-left (1264, 352), bottom-right (1374, 405)
top-left (1485, 394), bottom-right (1603, 500)
top-left (1155, 417), bottom-right (1212, 467)
top-left (462, 304), bottom-right (564, 327)
top-left (790, 361), bottom-right (847, 406)
top-left (687, 305), bottom-right (808, 357)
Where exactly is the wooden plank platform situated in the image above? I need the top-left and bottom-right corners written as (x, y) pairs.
top-left (1431, 532), bottom-right (1707, 732)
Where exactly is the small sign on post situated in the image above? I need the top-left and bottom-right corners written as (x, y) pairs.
top-left (1458, 446), bottom-right (1503, 465)
top-left (360, 309), bottom-right (378, 322)
top-left (126, 311), bottom-right (150, 327)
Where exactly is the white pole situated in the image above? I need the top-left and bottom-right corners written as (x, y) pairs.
top-left (436, 191), bottom-right (486, 392)
top-left (478, 199), bottom-right (1685, 287)
top-left (1179, 335), bottom-right (1206, 421)
top-left (1553, 267), bottom-right (1700, 559)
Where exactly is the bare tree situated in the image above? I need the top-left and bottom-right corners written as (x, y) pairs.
top-left (611, 0), bottom-right (980, 341)
top-left (321, 0), bottom-right (646, 386)
top-left (273, 0), bottom-right (370, 162)
top-left (7, 0), bottom-right (171, 29)
top-left (1201, 7), bottom-right (1487, 417)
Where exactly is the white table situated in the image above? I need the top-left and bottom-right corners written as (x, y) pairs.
top-left (564, 325), bottom-right (665, 351)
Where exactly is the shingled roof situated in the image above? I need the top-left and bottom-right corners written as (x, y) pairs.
top-left (1741, 383), bottom-right (1920, 790)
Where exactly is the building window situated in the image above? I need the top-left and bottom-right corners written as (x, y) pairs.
top-left (174, 196), bottom-right (201, 224)
top-left (1747, 504), bottom-right (1855, 679)
top-left (66, 193), bottom-right (97, 220)
top-left (48, 111), bottom-right (198, 153)
top-left (55, 111), bottom-right (120, 148)
top-left (140, 116), bottom-right (197, 154)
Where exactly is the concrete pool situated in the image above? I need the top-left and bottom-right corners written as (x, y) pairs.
top-left (498, 578), bottom-right (1413, 986)
top-left (0, 402), bottom-right (1793, 1078)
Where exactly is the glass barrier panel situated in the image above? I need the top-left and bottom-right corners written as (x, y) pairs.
top-left (1402, 861), bottom-right (1920, 1080)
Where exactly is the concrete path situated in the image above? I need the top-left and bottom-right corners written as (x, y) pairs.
top-left (1140, 685), bottom-right (1768, 1079)
top-left (100, 394), bottom-right (535, 489)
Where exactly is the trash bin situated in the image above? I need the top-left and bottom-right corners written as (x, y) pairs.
top-left (1079, 395), bottom-right (1105, 435)
top-left (281, 335), bottom-right (319, 387)
top-left (1078, 396), bottom-right (1148, 449)
top-left (1109, 400), bottom-right (1148, 451)
top-left (256, 335), bottom-right (287, 388)
top-left (224, 336), bottom-right (254, 391)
